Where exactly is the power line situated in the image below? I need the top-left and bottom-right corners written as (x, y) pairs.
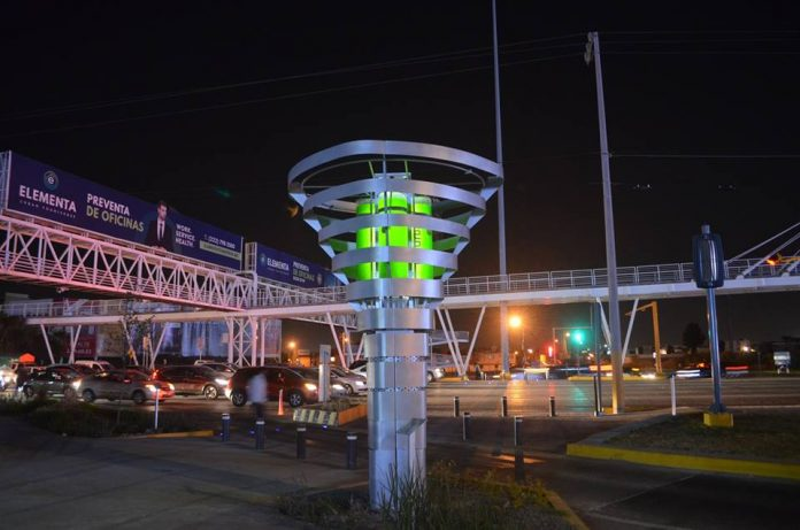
top-left (613, 153), bottom-right (800, 159)
top-left (0, 53), bottom-right (583, 139)
top-left (0, 34), bottom-right (585, 122)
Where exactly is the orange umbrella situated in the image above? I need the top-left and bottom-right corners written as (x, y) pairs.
top-left (18, 352), bottom-right (36, 364)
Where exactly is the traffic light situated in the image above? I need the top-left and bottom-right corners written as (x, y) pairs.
top-left (572, 330), bottom-right (586, 346)
top-left (547, 345), bottom-right (554, 358)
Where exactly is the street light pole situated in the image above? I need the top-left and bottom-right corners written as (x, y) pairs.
top-left (492, 0), bottom-right (510, 378)
top-left (587, 31), bottom-right (625, 413)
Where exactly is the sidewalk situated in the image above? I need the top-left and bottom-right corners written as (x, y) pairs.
top-left (0, 417), bottom-right (366, 529)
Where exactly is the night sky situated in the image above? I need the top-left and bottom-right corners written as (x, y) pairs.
top-left (1, 1), bottom-right (798, 351)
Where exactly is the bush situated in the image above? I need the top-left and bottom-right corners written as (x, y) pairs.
top-left (0, 395), bottom-right (53, 416)
top-left (27, 402), bottom-right (199, 437)
top-left (276, 461), bottom-right (571, 530)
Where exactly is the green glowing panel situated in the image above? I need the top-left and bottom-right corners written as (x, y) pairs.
top-left (354, 191), bottom-right (437, 281)
top-left (356, 199), bottom-right (376, 281)
top-left (412, 196), bottom-right (433, 279)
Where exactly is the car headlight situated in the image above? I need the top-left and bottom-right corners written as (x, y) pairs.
top-left (304, 382), bottom-right (318, 392)
top-left (146, 384), bottom-right (158, 393)
top-left (71, 380), bottom-right (82, 390)
top-left (332, 384), bottom-right (345, 391)
top-left (355, 380), bottom-right (365, 386)
top-left (215, 378), bottom-right (228, 386)
top-left (168, 383), bottom-right (175, 391)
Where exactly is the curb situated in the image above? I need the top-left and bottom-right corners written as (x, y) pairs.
top-left (542, 486), bottom-right (590, 530)
top-left (566, 442), bottom-right (800, 481)
top-left (137, 429), bottom-right (216, 439)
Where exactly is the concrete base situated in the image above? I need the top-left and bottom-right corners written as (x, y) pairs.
top-left (703, 411), bottom-right (734, 428)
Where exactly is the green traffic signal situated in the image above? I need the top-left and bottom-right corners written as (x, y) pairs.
top-left (573, 330), bottom-right (586, 345)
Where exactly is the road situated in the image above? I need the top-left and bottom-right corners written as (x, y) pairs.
top-left (73, 375), bottom-right (800, 420)
top-left (3, 376), bottom-right (799, 529)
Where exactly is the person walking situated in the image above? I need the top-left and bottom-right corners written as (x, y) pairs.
top-left (247, 371), bottom-right (268, 420)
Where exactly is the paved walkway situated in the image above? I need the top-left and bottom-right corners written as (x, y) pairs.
top-left (0, 417), bottom-right (366, 529)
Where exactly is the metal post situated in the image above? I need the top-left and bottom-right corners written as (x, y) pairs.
top-left (594, 303), bottom-right (603, 415)
top-left (593, 374), bottom-right (601, 417)
top-left (500, 395), bottom-right (508, 417)
top-left (255, 419), bottom-right (265, 451)
top-left (707, 287), bottom-right (725, 413)
top-left (513, 415), bottom-right (524, 482)
top-left (670, 374), bottom-right (677, 416)
top-left (453, 396), bottom-right (460, 418)
top-left (492, 0), bottom-right (510, 378)
top-left (346, 432), bottom-right (358, 469)
top-left (221, 413), bottom-right (230, 442)
top-left (589, 31), bottom-right (624, 413)
top-left (296, 425), bottom-right (307, 459)
top-left (462, 411), bottom-right (472, 440)
top-left (319, 344), bottom-right (331, 402)
top-left (153, 388), bottom-right (160, 431)
top-left (548, 396), bottom-right (556, 417)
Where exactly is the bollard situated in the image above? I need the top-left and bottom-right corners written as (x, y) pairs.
top-left (221, 413), bottom-right (231, 442)
top-left (462, 411), bottom-right (472, 441)
top-left (670, 374), bottom-right (677, 417)
top-left (513, 415), bottom-right (523, 446)
top-left (255, 419), bottom-right (265, 450)
top-left (153, 388), bottom-right (160, 431)
top-left (296, 425), bottom-right (307, 459)
top-left (593, 374), bottom-right (602, 417)
top-left (278, 389), bottom-right (285, 416)
top-left (500, 395), bottom-right (508, 417)
top-left (453, 396), bottom-right (460, 418)
top-left (548, 395), bottom-right (556, 418)
top-left (514, 446), bottom-right (525, 483)
top-left (346, 432), bottom-right (358, 469)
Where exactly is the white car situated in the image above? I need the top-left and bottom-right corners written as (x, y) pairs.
top-left (74, 360), bottom-right (115, 373)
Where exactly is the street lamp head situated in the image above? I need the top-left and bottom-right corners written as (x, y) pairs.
top-left (288, 341), bottom-right (296, 349)
top-left (509, 315), bottom-right (522, 329)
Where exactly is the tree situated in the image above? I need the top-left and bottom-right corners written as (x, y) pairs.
top-left (682, 322), bottom-right (706, 354)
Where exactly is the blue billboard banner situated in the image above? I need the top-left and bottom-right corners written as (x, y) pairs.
top-left (253, 243), bottom-right (339, 288)
top-left (4, 152), bottom-right (243, 269)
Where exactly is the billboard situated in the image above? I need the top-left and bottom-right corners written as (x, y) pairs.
top-left (3, 152), bottom-right (243, 269)
top-left (251, 243), bottom-right (339, 288)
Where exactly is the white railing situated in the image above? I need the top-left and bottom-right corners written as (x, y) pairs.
top-left (303, 258), bottom-right (796, 302)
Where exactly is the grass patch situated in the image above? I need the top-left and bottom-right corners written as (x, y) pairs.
top-left (276, 461), bottom-right (571, 530)
top-left (27, 401), bottom-right (200, 437)
top-left (607, 411), bottom-right (800, 461)
top-left (0, 395), bottom-right (54, 416)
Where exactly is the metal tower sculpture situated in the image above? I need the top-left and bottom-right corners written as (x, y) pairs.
top-left (288, 140), bottom-right (501, 507)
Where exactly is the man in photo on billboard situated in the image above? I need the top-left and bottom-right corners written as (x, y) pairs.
top-left (145, 200), bottom-right (174, 252)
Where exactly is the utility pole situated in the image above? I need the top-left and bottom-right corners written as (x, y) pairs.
top-left (586, 31), bottom-right (625, 413)
top-left (492, 0), bottom-right (510, 377)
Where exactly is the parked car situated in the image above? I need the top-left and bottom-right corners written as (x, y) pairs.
top-left (226, 365), bottom-right (319, 408)
top-left (153, 365), bottom-right (229, 399)
top-left (76, 369), bottom-right (174, 405)
top-left (74, 360), bottom-right (115, 373)
top-left (21, 365), bottom-right (89, 399)
top-left (0, 365), bottom-right (15, 390)
top-left (349, 359), bottom-right (443, 384)
top-left (192, 360), bottom-right (237, 378)
top-left (330, 366), bottom-right (367, 395)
